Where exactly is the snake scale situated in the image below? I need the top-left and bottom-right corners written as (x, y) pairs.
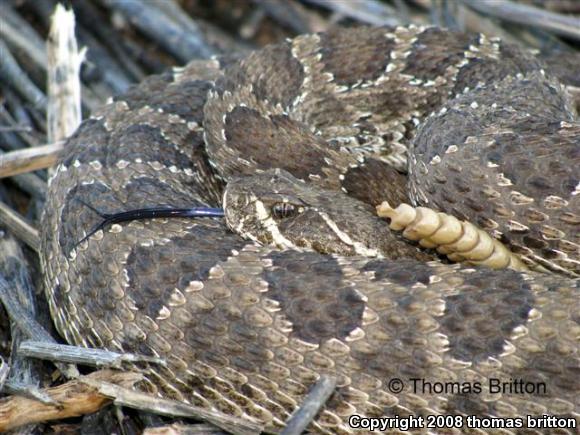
top-left (40, 26), bottom-right (579, 433)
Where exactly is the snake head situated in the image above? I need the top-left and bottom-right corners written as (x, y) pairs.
top-left (223, 168), bottom-right (425, 259)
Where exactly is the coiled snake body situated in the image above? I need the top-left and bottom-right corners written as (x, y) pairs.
top-left (41, 26), bottom-right (579, 433)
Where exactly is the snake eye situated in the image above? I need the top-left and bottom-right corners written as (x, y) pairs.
top-left (271, 202), bottom-right (298, 219)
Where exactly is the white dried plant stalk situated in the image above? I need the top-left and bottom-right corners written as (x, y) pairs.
top-left (47, 4), bottom-right (85, 146)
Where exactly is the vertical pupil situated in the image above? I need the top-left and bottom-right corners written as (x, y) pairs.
top-left (273, 203), bottom-right (295, 218)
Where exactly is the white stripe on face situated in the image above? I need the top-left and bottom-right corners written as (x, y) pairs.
top-left (318, 211), bottom-right (380, 258)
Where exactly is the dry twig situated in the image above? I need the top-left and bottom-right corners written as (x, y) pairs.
top-left (0, 40), bottom-right (47, 112)
top-left (144, 423), bottom-right (227, 435)
top-left (0, 259), bottom-right (79, 380)
top-left (0, 202), bottom-right (40, 252)
top-left (281, 375), bottom-right (337, 435)
top-left (302, 0), bottom-right (402, 26)
top-left (251, 0), bottom-right (316, 33)
top-left (82, 379), bottom-right (264, 435)
top-left (0, 370), bottom-right (141, 432)
top-left (0, 141), bottom-right (63, 178)
top-left (101, 0), bottom-right (216, 62)
top-left (18, 340), bottom-right (166, 369)
top-left (462, 0), bottom-right (580, 41)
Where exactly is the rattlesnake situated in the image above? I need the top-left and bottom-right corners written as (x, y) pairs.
top-left (41, 26), bottom-right (579, 434)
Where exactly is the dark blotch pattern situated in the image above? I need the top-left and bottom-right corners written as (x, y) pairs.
top-left (318, 27), bottom-right (395, 87)
top-left (412, 108), bottom-right (481, 163)
top-left (223, 106), bottom-right (334, 181)
top-left (217, 41), bottom-right (304, 109)
top-left (263, 251), bottom-right (365, 344)
top-left (108, 124), bottom-right (194, 170)
top-left (439, 270), bottom-right (533, 362)
top-left (342, 158), bottom-right (409, 206)
top-left (402, 27), bottom-right (478, 82)
top-left (122, 78), bottom-right (212, 125)
top-left (362, 258), bottom-right (432, 285)
top-left (122, 176), bottom-right (206, 209)
top-left (114, 71), bottom-right (175, 109)
top-left (125, 225), bottom-right (246, 321)
top-left (452, 45), bottom-right (543, 96)
top-left (60, 118), bottom-right (110, 168)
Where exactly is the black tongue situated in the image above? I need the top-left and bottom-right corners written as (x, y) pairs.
top-left (76, 206), bottom-right (224, 247)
